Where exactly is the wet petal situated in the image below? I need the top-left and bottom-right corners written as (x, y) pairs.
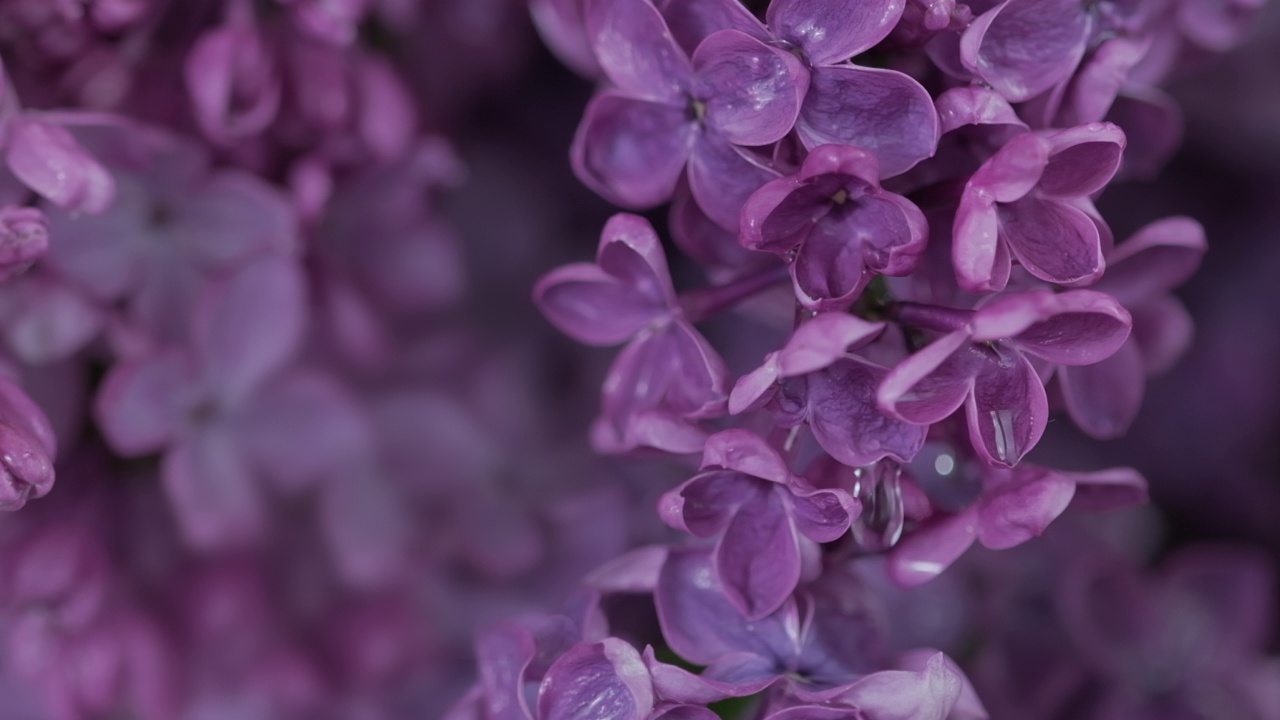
top-left (966, 344), bottom-right (1046, 467)
top-left (701, 428), bottom-right (792, 483)
top-left (999, 290), bottom-right (1131, 366)
top-left (998, 195), bottom-right (1103, 285)
top-left (767, 0), bottom-right (905, 64)
top-left (828, 652), bottom-right (964, 720)
top-left (572, 92), bottom-right (696, 210)
top-left (659, 470), bottom-right (757, 537)
top-left (693, 30), bottom-right (808, 147)
top-left (952, 187), bottom-right (1010, 293)
top-left (585, 0), bottom-right (692, 101)
top-left (887, 510), bottom-right (978, 587)
top-left (796, 65), bottom-right (939, 177)
top-left (975, 466), bottom-right (1075, 548)
top-left (688, 132), bottom-right (779, 231)
top-left (789, 487), bottom-right (859, 543)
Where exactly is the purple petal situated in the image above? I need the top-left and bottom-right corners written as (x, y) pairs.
top-left (652, 705), bottom-right (721, 720)
top-left (828, 652), bottom-right (964, 720)
top-left (534, 264), bottom-right (668, 346)
top-left (0, 272), bottom-right (103, 365)
top-left (1056, 38), bottom-right (1150, 126)
top-left (1066, 466), bottom-right (1148, 511)
top-left (789, 487), bottom-right (858, 543)
top-left (1107, 89), bottom-right (1182, 180)
top-left (537, 640), bottom-right (655, 720)
top-left (1096, 216), bottom-right (1206, 305)
top-left (656, 0), bottom-right (769, 54)
top-left (996, 290), bottom-right (1131, 366)
top-left (778, 313), bottom-right (885, 376)
top-left (585, 0), bottom-right (692, 101)
top-left (1130, 295), bottom-right (1193, 375)
top-left (475, 623), bottom-right (537, 720)
top-left (967, 131), bottom-right (1047, 202)
top-left (809, 358), bottom-right (928, 465)
top-left (1058, 338), bottom-right (1145, 439)
top-left (6, 120), bottom-right (115, 214)
top-left (740, 172), bottom-right (809, 254)
top-left (701, 428), bottom-right (792, 483)
top-left (887, 510), bottom-right (979, 587)
top-left (162, 429), bottom-right (264, 550)
top-left (877, 331), bottom-right (975, 426)
top-left (597, 213), bottom-right (678, 303)
top-left (319, 470), bottom-right (409, 589)
top-left (688, 132), bottom-right (779, 231)
top-left (951, 187), bottom-right (1010, 293)
top-left (959, 0), bottom-right (1090, 102)
top-left (531, 0), bottom-right (602, 77)
top-left (693, 30), bottom-right (808, 147)
top-left (94, 350), bottom-right (192, 456)
top-left (1162, 546), bottom-right (1275, 661)
top-left (966, 344), bottom-right (1046, 467)
top-left (659, 470), bottom-right (756, 537)
top-left (998, 195), bottom-right (1103, 285)
top-left (767, 0), bottom-right (905, 65)
top-left (1037, 123), bottom-right (1126, 199)
top-left (572, 92), bottom-right (696, 209)
top-left (178, 171), bottom-right (300, 265)
top-left (716, 486), bottom-right (802, 619)
top-left (975, 467), bottom-right (1075, 548)
top-left (584, 546), bottom-right (669, 593)
top-left (796, 65), bottom-right (939, 177)
top-left (194, 255), bottom-right (307, 402)
top-left (935, 86), bottom-right (1026, 135)
top-left (238, 370), bottom-right (372, 493)
top-left (792, 217), bottom-right (870, 309)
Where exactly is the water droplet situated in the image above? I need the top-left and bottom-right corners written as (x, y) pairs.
top-left (990, 409), bottom-right (1018, 463)
top-left (850, 461), bottom-right (905, 552)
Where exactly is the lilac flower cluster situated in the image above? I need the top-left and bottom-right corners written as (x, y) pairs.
top-left (441, 0), bottom-right (1275, 716)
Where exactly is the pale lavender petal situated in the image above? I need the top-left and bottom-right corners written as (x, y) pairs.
top-left (966, 344), bottom-right (1046, 466)
top-left (1058, 338), bottom-right (1144, 439)
top-left (701, 428), bottom-right (792, 483)
top-left (959, 0), bottom-right (1090, 102)
top-left (777, 313), bottom-right (885, 376)
top-left (585, 0), bottom-right (692, 102)
top-left (162, 429), bottom-right (264, 550)
top-left (572, 92), bottom-right (696, 210)
top-left (656, 0), bottom-right (769, 53)
top-left (534, 263), bottom-right (667, 346)
top-left (94, 350), bottom-right (192, 456)
top-left (809, 358), bottom-right (928, 465)
top-left (716, 486), bottom-right (802, 619)
top-left (687, 132), bottom-right (779, 231)
top-left (767, 0), bottom-right (906, 65)
top-left (1037, 122), bottom-right (1126, 198)
top-left (796, 65), bottom-right (939, 177)
top-left (193, 255), bottom-right (307, 402)
top-left (998, 195), bottom-right (1103, 285)
top-left (877, 331), bottom-right (975, 426)
top-left (6, 120), bottom-right (115, 214)
top-left (693, 30), bottom-right (808, 147)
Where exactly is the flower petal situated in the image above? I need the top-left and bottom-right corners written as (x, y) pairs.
top-left (659, 470), bottom-right (756, 537)
top-left (767, 0), bottom-right (905, 65)
top-left (572, 92), bottom-right (696, 210)
top-left (959, 0), bottom-right (1090, 102)
top-left (95, 350), bottom-right (192, 456)
top-left (998, 195), bottom-right (1104, 285)
top-left (688, 132), bottom-right (780, 231)
top-left (537, 640), bottom-right (655, 720)
top-left (965, 344), bottom-right (1046, 467)
top-left (809, 358), bottom-right (928, 466)
top-left (778, 313), bottom-right (885, 376)
top-left (6, 120), bottom-right (115, 214)
top-left (656, 0), bottom-right (770, 53)
top-left (534, 263), bottom-right (667, 346)
top-left (999, 290), bottom-right (1131, 366)
top-left (877, 331), bottom-right (975, 426)
top-left (585, 0), bottom-right (692, 102)
top-left (716, 486), bottom-right (802, 619)
top-left (975, 466), bottom-right (1075, 549)
top-left (886, 510), bottom-right (979, 587)
top-left (1037, 122), bottom-right (1126, 199)
top-left (1097, 216), bottom-right (1206, 305)
top-left (162, 429), bottom-right (264, 550)
top-left (1058, 337), bottom-right (1145, 439)
top-left (693, 30), bottom-right (808, 147)
top-left (796, 65), bottom-right (939, 177)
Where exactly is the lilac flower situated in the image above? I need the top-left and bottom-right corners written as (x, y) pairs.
top-left (658, 429), bottom-right (859, 619)
top-left (534, 214), bottom-right (727, 454)
top-left (878, 289), bottom-right (1132, 466)
top-left (731, 312), bottom-right (928, 467)
top-left (571, 0), bottom-right (806, 228)
top-left (93, 256), bottom-right (311, 548)
top-left (1, 117), bottom-right (114, 214)
top-left (887, 462), bottom-right (1148, 586)
top-left (1058, 216), bottom-right (1206, 438)
top-left (741, 144), bottom-right (929, 309)
top-left (0, 373), bottom-right (56, 510)
top-left (185, 14), bottom-right (281, 144)
top-left (657, 0), bottom-right (940, 176)
top-left (952, 122), bottom-right (1125, 292)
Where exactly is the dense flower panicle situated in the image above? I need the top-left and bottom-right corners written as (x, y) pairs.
top-left (0, 0), bottom-right (1269, 716)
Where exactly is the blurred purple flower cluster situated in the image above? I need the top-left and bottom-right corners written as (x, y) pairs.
top-left (0, 0), bottom-right (1273, 718)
